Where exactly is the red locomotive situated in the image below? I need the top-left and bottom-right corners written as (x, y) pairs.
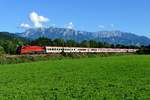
top-left (16, 46), bottom-right (46, 54)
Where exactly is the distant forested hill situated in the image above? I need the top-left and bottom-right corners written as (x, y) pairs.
top-left (0, 32), bottom-right (24, 40)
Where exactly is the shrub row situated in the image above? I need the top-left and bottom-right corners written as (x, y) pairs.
top-left (0, 53), bottom-right (133, 65)
top-left (136, 49), bottom-right (150, 54)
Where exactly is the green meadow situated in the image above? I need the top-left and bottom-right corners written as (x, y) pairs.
top-left (0, 55), bottom-right (150, 100)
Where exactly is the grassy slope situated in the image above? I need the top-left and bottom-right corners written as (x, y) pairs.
top-left (0, 55), bottom-right (150, 100)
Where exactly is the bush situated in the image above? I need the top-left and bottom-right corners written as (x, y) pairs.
top-left (0, 46), bottom-right (5, 56)
top-left (0, 53), bottom-right (133, 65)
top-left (136, 49), bottom-right (150, 54)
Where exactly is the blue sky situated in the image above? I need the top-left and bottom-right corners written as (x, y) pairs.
top-left (0, 0), bottom-right (150, 36)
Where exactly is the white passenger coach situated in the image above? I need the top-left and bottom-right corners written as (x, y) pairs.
top-left (45, 46), bottom-right (138, 53)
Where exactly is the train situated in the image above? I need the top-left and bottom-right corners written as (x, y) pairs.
top-left (16, 46), bottom-right (139, 54)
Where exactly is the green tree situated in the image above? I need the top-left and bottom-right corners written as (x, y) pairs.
top-left (103, 42), bottom-right (111, 48)
top-left (2, 40), bottom-right (16, 54)
top-left (80, 40), bottom-right (90, 47)
top-left (31, 37), bottom-right (53, 46)
top-left (0, 38), bottom-right (25, 54)
top-left (0, 46), bottom-right (5, 56)
top-left (65, 40), bottom-right (77, 47)
top-left (53, 38), bottom-right (65, 46)
top-left (89, 40), bottom-right (98, 48)
top-left (97, 42), bottom-right (104, 48)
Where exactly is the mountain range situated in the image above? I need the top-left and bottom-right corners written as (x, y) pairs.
top-left (17, 27), bottom-right (150, 46)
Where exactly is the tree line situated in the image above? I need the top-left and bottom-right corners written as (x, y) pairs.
top-left (0, 37), bottom-right (149, 55)
top-left (30, 37), bottom-right (140, 48)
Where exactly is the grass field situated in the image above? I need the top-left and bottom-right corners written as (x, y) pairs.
top-left (0, 55), bottom-right (150, 100)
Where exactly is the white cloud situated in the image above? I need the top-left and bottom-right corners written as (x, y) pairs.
top-left (98, 25), bottom-right (105, 29)
top-left (20, 23), bottom-right (31, 29)
top-left (51, 24), bottom-right (56, 27)
top-left (65, 22), bottom-right (75, 29)
top-left (110, 24), bottom-right (115, 28)
top-left (29, 11), bottom-right (49, 28)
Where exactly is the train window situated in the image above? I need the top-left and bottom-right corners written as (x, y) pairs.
top-left (78, 49), bottom-right (86, 51)
top-left (91, 49), bottom-right (97, 51)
